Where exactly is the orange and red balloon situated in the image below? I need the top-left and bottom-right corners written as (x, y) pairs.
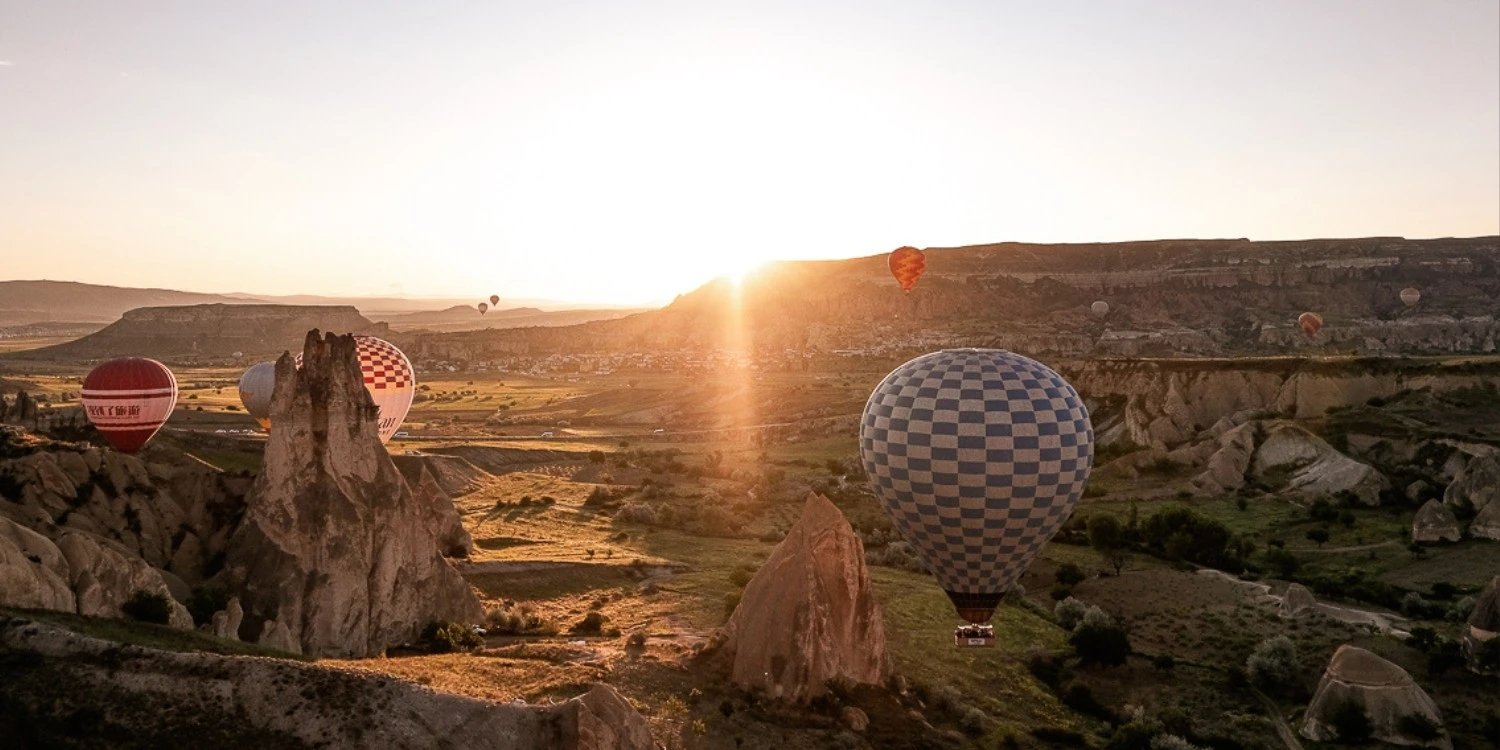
top-left (1298, 312), bottom-right (1324, 338)
top-left (889, 246), bottom-right (926, 293)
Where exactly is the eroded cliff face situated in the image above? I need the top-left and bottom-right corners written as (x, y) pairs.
top-left (221, 330), bottom-right (480, 657)
top-left (1064, 358), bottom-right (1500, 448)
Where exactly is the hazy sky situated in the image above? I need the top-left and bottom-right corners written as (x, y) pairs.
top-left (2, 1), bottom-right (1497, 305)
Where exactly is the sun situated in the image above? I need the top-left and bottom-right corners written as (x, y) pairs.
top-left (724, 257), bottom-right (767, 287)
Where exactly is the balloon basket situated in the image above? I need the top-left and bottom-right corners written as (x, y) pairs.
top-left (954, 624), bottom-right (995, 648)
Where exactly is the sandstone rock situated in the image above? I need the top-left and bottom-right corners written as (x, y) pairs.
top-left (1405, 480), bottom-right (1433, 503)
top-left (1279, 583), bottom-right (1316, 618)
top-left (721, 493), bottom-right (888, 702)
top-left (257, 617), bottom-right (299, 654)
top-left (1469, 499), bottom-right (1500, 541)
top-left (411, 464), bottom-right (474, 558)
top-left (841, 706), bottom-right (870, 732)
top-left (1193, 422), bottom-right (1257, 494)
top-left (55, 530), bottom-right (193, 628)
top-left (211, 597), bottom-right (244, 641)
top-left (1464, 576), bottom-right (1498, 669)
top-left (1411, 500), bottom-right (1461, 543)
top-left (0, 615), bottom-right (653, 749)
top-left (1251, 423), bottom-right (1387, 505)
top-left (1443, 452), bottom-right (1500, 516)
top-left (0, 517), bottom-right (74, 611)
top-left (1300, 645), bottom-right (1450, 748)
top-left (222, 331), bottom-right (481, 658)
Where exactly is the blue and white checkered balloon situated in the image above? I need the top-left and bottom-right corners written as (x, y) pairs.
top-left (860, 349), bottom-right (1094, 624)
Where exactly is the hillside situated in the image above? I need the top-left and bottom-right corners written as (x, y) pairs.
top-left (382, 304), bottom-right (646, 332)
top-left (7, 304), bottom-right (387, 363)
top-left (407, 236), bottom-right (1500, 362)
top-left (0, 281), bottom-right (260, 325)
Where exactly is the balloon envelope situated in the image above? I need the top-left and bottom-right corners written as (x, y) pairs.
top-left (860, 349), bottom-right (1094, 624)
top-left (888, 246), bottom-right (926, 293)
top-left (81, 358), bottom-right (178, 454)
top-left (478, 302), bottom-right (489, 314)
top-left (295, 335), bottom-right (416, 443)
top-left (1298, 312), bottom-right (1323, 338)
top-left (489, 295), bottom-right (500, 306)
top-left (1090, 301), bottom-right (1109, 318)
top-left (237, 362), bottom-right (276, 430)
top-left (1400, 287), bottom-right (1420, 307)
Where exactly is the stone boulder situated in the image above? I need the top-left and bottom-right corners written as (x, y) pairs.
top-left (1192, 422), bottom-right (1258, 494)
top-left (221, 331), bottom-right (481, 658)
top-left (0, 517), bottom-right (75, 611)
top-left (1443, 452), bottom-right (1499, 516)
top-left (1411, 500), bottom-right (1461, 543)
top-left (1250, 423), bottom-right (1388, 505)
top-left (1470, 500), bottom-right (1500, 541)
top-left (211, 597), bottom-right (244, 641)
top-left (1464, 576), bottom-right (1498, 670)
top-left (1279, 583), bottom-right (1316, 618)
top-left (55, 530), bottom-right (193, 629)
top-left (720, 493), bottom-right (888, 702)
top-left (0, 615), bottom-right (653, 749)
top-left (1300, 645), bottom-right (1450, 748)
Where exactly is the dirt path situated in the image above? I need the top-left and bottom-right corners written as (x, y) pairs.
top-left (1289, 540), bottom-right (1398, 554)
top-left (1255, 690), bottom-right (1305, 750)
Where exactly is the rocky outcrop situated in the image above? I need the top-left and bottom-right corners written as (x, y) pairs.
top-left (1443, 452), bottom-right (1500, 516)
top-left (719, 493), bottom-right (888, 703)
top-left (1192, 422), bottom-right (1258, 493)
top-left (211, 597), bottom-right (244, 641)
top-left (0, 517), bottom-right (74, 611)
top-left (1251, 423), bottom-right (1387, 505)
top-left (1300, 645), bottom-right (1450, 748)
top-left (0, 615), bottom-right (653, 750)
top-left (411, 465), bottom-right (474, 559)
top-left (1411, 500), bottom-right (1461, 543)
top-left (56, 530), bottom-right (193, 628)
top-left (1464, 577), bottom-right (1498, 670)
top-left (0, 390), bottom-right (39, 427)
top-left (1279, 583), bottom-right (1316, 618)
top-left (393, 452), bottom-right (489, 497)
top-left (1471, 500), bottom-right (1500, 541)
top-left (221, 331), bottom-right (480, 658)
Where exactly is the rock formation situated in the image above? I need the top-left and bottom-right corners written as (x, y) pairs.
top-left (719, 493), bottom-right (888, 702)
top-left (221, 331), bottom-right (480, 657)
top-left (1469, 499), bottom-right (1500, 541)
top-left (1279, 583), bottom-right (1317, 618)
top-left (0, 389), bottom-right (38, 427)
top-left (1300, 645), bottom-right (1450, 749)
top-left (1443, 452), bottom-right (1499, 516)
top-left (1464, 576), bottom-right (1498, 671)
top-left (1192, 422), bottom-right (1257, 494)
top-left (0, 615), bottom-right (652, 749)
top-left (0, 517), bottom-right (75, 611)
top-left (1411, 500), bottom-right (1462, 543)
top-left (411, 464), bottom-right (474, 558)
top-left (1250, 424), bottom-right (1387, 505)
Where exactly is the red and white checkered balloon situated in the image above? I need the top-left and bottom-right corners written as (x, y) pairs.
top-left (296, 335), bottom-right (415, 443)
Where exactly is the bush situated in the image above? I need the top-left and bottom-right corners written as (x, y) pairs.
top-left (1026, 651), bottom-right (1065, 689)
top-left (1447, 596), bottom-right (1476, 622)
top-left (1054, 597), bottom-right (1088, 630)
top-left (1152, 653), bottom-right (1176, 671)
top-left (419, 621), bottom-right (482, 652)
top-left (1246, 636), bottom-right (1298, 692)
top-left (1061, 683), bottom-right (1111, 719)
top-left (1141, 506), bottom-right (1234, 567)
top-left (1328, 699), bottom-right (1372, 743)
top-left (484, 603), bottom-right (552, 635)
top-left (1070, 607), bottom-right (1130, 666)
top-left (572, 610), bottom-right (608, 635)
top-left (614, 502), bottom-right (658, 525)
top-left (626, 631), bottom-right (647, 649)
top-left (727, 565), bottom-right (755, 588)
top-left (186, 585), bottom-right (230, 628)
top-left (1055, 562), bottom-right (1086, 586)
top-left (121, 590), bottom-right (172, 625)
top-left (957, 705), bottom-right (988, 735)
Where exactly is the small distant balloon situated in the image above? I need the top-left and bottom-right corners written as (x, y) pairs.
top-left (1400, 287), bottom-right (1420, 307)
top-left (81, 358), bottom-right (178, 454)
top-left (1298, 312), bottom-right (1324, 338)
top-left (232, 351), bottom-right (244, 359)
top-left (889, 246), bottom-right (926, 293)
top-left (1090, 301), bottom-right (1110, 318)
top-left (489, 295), bottom-right (500, 306)
top-left (238, 362), bottom-right (276, 431)
top-left (478, 302), bottom-right (489, 315)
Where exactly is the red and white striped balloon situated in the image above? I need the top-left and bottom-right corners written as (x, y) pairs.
top-left (81, 358), bottom-right (178, 454)
top-left (295, 335), bottom-right (416, 443)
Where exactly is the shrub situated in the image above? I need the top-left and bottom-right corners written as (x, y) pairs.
top-left (1062, 683), bottom-right (1111, 719)
top-left (1152, 653), bottom-right (1176, 671)
top-left (1141, 506), bottom-right (1234, 567)
top-left (1446, 596), bottom-right (1476, 622)
top-left (1305, 527), bottom-right (1330, 547)
top-left (1088, 513), bottom-right (1129, 574)
top-left (419, 621), bottom-right (482, 652)
top-left (1246, 636), bottom-right (1298, 692)
top-left (186, 585), bottom-right (230, 628)
top-left (572, 610), bottom-right (608, 635)
top-left (1328, 699), bottom-right (1372, 743)
top-left (957, 705), bottom-right (988, 735)
top-left (121, 590), bottom-right (172, 625)
top-left (1055, 562), bottom-right (1086, 586)
top-left (614, 502), bottom-right (658, 525)
top-left (1070, 607), bottom-right (1130, 666)
top-left (727, 565), bottom-right (755, 588)
top-left (723, 591), bottom-right (741, 617)
top-left (1031, 728), bottom-right (1086, 744)
top-left (626, 631), bottom-right (647, 649)
top-left (1264, 547), bottom-right (1301, 577)
top-left (1476, 637), bottom-right (1500, 673)
top-left (1054, 597), bottom-right (1088, 630)
top-left (1026, 651), bottom-right (1065, 689)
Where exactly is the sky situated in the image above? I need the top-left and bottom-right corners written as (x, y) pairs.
top-left (1, 1), bottom-right (1497, 306)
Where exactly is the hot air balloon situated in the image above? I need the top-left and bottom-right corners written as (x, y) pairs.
top-left (1400, 287), bottom-right (1420, 307)
top-left (1298, 312), bottom-right (1323, 338)
top-left (489, 295), bottom-right (500, 306)
top-left (295, 335), bottom-right (415, 444)
top-left (237, 362), bottom-right (276, 431)
top-left (860, 349), bottom-right (1093, 645)
top-left (1090, 301), bottom-right (1110, 318)
top-left (478, 302), bottom-right (489, 315)
top-left (81, 358), bottom-right (178, 454)
top-left (889, 246), bottom-right (926, 293)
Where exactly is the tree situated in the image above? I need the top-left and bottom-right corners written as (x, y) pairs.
top-left (1088, 513), bottom-right (1129, 575)
top-left (1055, 562), bottom-right (1086, 587)
top-left (1263, 546), bottom-right (1301, 578)
top-left (1054, 597), bottom-right (1088, 630)
top-left (1246, 636), bottom-right (1299, 692)
top-left (1070, 606), bottom-right (1130, 666)
top-left (1306, 528), bottom-right (1330, 548)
